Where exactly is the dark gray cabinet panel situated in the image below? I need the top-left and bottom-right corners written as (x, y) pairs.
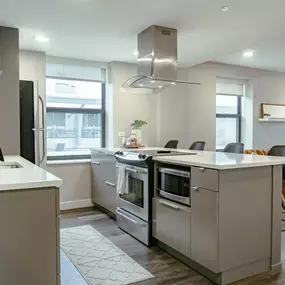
top-left (154, 198), bottom-right (191, 257)
top-left (191, 187), bottom-right (219, 273)
top-left (91, 151), bottom-right (117, 214)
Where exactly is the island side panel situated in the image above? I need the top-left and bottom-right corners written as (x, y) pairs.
top-left (0, 187), bottom-right (59, 285)
top-left (218, 166), bottom-right (272, 273)
top-left (271, 165), bottom-right (282, 269)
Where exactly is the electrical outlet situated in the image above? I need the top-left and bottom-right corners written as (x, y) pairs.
top-left (118, 132), bottom-right (126, 137)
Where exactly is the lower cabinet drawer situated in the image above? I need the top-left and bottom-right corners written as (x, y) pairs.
top-left (154, 198), bottom-right (191, 257)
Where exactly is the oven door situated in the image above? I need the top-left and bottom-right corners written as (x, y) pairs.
top-left (116, 163), bottom-right (149, 222)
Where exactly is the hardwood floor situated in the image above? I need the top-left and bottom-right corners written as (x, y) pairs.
top-left (60, 208), bottom-right (285, 285)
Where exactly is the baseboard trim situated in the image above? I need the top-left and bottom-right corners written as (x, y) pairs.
top-left (60, 199), bottom-right (93, 211)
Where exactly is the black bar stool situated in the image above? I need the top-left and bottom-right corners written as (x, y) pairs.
top-left (189, 141), bottom-right (205, 151)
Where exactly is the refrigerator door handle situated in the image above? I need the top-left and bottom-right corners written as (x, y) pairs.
top-left (39, 95), bottom-right (46, 165)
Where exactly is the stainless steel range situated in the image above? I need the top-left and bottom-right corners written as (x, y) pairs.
top-left (115, 149), bottom-right (191, 246)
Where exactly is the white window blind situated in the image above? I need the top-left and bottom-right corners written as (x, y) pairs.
top-left (46, 57), bottom-right (107, 82)
top-left (216, 78), bottom-right (246, 96)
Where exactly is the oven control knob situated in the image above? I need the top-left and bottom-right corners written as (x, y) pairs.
top-left (118, 151), bottom-right (123, 156)
top-left (141, 154), bottom-right (146, 159)
top-left (138, 154), bottom-right (142, 159)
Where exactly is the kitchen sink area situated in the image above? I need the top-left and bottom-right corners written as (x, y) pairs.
top-left (0, 162), bottom-right (23, 169)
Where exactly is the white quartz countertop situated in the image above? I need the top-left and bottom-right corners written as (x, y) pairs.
top-left (153, 151), bottom-right (285, 170)
top-left (0, 156), bottom-right (62, 191)
top-left (90, 147), bottom-right (166, 155)
top-left (91, 147), bottom-right (285, 169)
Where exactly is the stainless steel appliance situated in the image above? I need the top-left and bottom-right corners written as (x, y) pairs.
top-left (122, 25), bottom-right (200, 92)
top-left (157, 167), bottom-right (191, 206)
top-left (115, 149), bottom-right (191, 245)
top-left (20, 80), bottom-right (46, 166)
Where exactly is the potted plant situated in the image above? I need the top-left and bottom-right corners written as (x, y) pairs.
top-left (130, 120), bottom-right (147, 145)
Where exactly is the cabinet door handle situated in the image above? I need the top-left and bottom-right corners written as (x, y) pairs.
top-left (92, 161), bottom-right (100, 165)
top-left (159, 200), bottom-right (180, 210)
top-left (105, 181), bottom-right (115, 187)
top-left (192, 186), bottom-right (199, 191)
top-left (199, 167), bottom-right (205, 171)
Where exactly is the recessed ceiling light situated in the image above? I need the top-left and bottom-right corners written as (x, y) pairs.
top-left (150, 80), bottom-right (155, 83)
top-left (221, 6), bottom-right (229, 11)
top-left (171, 82), bottom-right (176, 85)
top-left (243, 50), bottom-right (255, 57)
top-left (34, 35), bottom-right (49, 42)
top-left (158, 86), bottom-right (163, 88)
top-left (139, 84), bottom-right (144, 87)
top-left (133, 50), bottom-right (139, 56)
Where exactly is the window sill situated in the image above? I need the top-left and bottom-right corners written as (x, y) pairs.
top-left (47, 159), bottom-right (91, 166)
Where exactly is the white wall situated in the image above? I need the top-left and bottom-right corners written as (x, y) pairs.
top-left (108, 62), bottom-right (159, 147)
top-left (0, 27), bottom-right (20, 155)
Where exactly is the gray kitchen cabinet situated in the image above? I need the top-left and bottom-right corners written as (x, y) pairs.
top-left (91, 151), bottom-right (117, 214)
top-left (191, 166), bottom-right (219, 192)
top-left (154, 197), bottom-right (191, 257)
top-left (0, 187), bottom-right (60, 285)
top-left (191, 186), bottom-right (219, 273)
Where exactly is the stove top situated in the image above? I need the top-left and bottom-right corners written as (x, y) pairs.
top-left (115, 149), bottom-right (194, 166)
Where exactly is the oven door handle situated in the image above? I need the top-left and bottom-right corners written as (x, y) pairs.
top-left (116, 209), bottom-right (147, 227)
top-left (125, 167), bottom-right (147, 174)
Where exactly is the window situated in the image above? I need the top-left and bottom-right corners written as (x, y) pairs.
top-left (216, 79), bottom-right (244, 150)
top-left (46, 78), bottom-right (105, 160)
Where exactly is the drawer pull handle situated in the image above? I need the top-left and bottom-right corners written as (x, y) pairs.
top-left (116, 209), bottom-right (147, 227)
top-left (92, 161), bottom-right (100, 165)
top-left (192, 186), bottom-right (199, 191)
top-left (159, 201), bottom-right (180, 210)
top-left (199, 167), bottom-right (205, 171)
top-left (105, 181), bottom-right (115, 187)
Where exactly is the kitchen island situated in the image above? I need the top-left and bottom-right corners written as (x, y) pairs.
top-left (90, 147), bottom-right (285, 284)
top-left (0, 156), bottom-right (62, 285)
top-left (153, 151), bottom-right (285, 285)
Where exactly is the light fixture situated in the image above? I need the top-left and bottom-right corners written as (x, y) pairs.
top-left (158, 86), bottom-right (163, 88)
top-left (150, 80), bottom-right (156, 83)
top-left (139, 84), bottom-right (144, 87)
top-left (243, 50), bottom-right (255, 57)
top-left (34, 35), bottom-right (49, 42)
top-left (170, 82), bottom-right (176, 85)
top-left (221, 6), bottom-right (229, 11)
top-left (133, 50), bottom-right (139, 56)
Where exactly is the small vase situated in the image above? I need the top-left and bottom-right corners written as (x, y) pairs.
top-left (132, 129), bottom-right (142, 145)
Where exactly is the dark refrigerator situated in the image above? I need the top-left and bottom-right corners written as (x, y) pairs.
top-left (20, 80), bottom-right (46, 166)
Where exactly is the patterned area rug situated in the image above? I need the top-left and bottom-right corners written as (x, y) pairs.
top-left (60, 225), bottom-right (153, 285)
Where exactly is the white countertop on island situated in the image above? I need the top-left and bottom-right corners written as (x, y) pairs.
top-left (0, 156), bottom-right (62, 191)
top-left (153, 151), bottom-right (285, 170)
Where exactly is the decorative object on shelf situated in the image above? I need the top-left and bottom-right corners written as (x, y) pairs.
top-left (130, 120), bottom-right (147, 145)
top-left (260, 103), bottom-right (285, 120)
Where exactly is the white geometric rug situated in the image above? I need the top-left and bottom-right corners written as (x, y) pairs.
top-left (60, 225), bottom-right (153, 285)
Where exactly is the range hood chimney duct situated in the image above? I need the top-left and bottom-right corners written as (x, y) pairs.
top-left (122, 25), bottom-right (200, 92)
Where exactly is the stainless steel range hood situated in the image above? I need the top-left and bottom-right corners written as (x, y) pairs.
top-left (122, 25), bottom-right (200, 91)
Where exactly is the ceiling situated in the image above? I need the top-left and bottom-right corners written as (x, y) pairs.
top-left (0, 0), bottom-right (285, 70)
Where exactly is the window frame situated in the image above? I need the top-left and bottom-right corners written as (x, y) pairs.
top-left (216, 94), bottom-right (242, 150)
top-left (46, 77), bottom-right (106, 161)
